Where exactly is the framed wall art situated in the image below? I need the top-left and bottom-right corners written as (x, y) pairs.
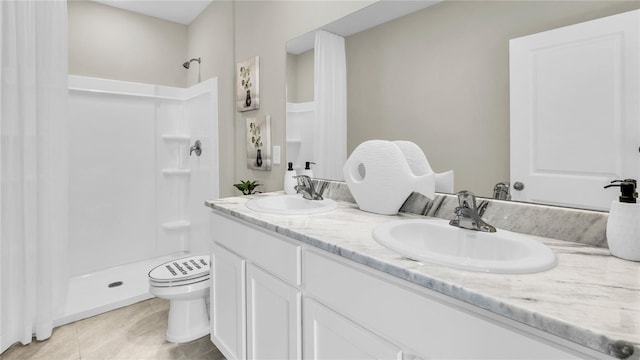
top-left (237, 56), bottom-right (260, 112)
top-left (246, 115), bottom-right (271, 171)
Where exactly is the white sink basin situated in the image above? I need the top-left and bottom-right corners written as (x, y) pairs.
top-left (372, 218), bottom-right (557, 274)
top-left (246, 194), bottom-right (337, 215)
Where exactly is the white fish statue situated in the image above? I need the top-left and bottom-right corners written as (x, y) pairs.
top-left (343, 140), bottom-right (436, 215)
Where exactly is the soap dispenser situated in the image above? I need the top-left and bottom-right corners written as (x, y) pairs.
top-left (284, 162), bottom-right (297, 195)
top-left (300, 161), bottom-right (314, 178)
top-left (604, 179), bottom-right (640, 261)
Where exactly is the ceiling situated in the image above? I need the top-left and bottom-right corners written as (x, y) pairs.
top-left (91, 0), bottom-right (214, 25)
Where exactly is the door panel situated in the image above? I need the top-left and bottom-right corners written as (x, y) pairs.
top-left (510, 10), bottom-right (640, 210)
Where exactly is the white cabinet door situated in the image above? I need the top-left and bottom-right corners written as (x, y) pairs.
top-left (211, 243), bottom-right (246, 360)
top-left (303, 298), bottom-right (403, 360)
top-left (247, 264), bottom-right (301, 360)
top-left (510, 10), bottom-right (640, 211)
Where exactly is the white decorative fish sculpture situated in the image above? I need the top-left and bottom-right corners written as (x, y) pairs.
top-left (343, 140), bottom-right (436, 215)
top-left (393, 140), bottom-right (454, 194)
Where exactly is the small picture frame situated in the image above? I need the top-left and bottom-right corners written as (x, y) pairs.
top-left (246, 115), bottom-right (271, 171)
top-left (237, 56), bottom-right (260, 112)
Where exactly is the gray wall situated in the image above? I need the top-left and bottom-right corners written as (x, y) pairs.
top-left (68, 0), bottom-right (188, 88)
top-left (346, 0), bottom-right (640, 197)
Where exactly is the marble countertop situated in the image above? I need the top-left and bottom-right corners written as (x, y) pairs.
top-left (205, 193), bottom-right (639, 359)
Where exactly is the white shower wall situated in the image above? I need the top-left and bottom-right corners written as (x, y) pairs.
top-left (286, 101), bottom-right (316, 171)
top-left (68, 76), bottom-right (218, 277)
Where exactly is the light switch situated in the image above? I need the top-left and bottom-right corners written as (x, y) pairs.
top-left (273, 146), bottom-right (281, 165)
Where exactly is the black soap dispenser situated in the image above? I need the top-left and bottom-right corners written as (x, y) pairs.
top-left (604, 179), bottom-right (638, 203)
top-left (284, 162), bottom-right (297, 195)
top-left (300, 161), bottom-right (314, 178)
top-left (604, 179), bottom-right (640, 261)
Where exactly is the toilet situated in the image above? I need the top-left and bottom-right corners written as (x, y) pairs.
top-left (148, 254), bottom-right (211, 343)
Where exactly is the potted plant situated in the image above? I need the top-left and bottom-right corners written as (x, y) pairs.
top-left (233, 180), bottom-right (261, 195)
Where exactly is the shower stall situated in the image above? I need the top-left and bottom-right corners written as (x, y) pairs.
top-left (55, 75), bottom-right (219, 326)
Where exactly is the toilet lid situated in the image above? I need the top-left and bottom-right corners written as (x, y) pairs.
top-left (148, 255), bottom-right (210, 282)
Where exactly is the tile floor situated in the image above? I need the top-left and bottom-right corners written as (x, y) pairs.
top-left (0, 298), bottom-right (225, 360)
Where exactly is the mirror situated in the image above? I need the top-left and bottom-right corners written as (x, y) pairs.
top-left (286, 0), bottom-right (640, 206)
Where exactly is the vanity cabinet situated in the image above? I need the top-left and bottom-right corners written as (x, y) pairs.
top-left (246, 264), bottom-right (301, 359)
top-left (303, 298), bottom-right (403, 360)
top-left (209, 211), bottom-right (609, 360)
top-left (211, 242), bottom-right (246, 360)
top-left (210, 212), bottom-right (302, 360)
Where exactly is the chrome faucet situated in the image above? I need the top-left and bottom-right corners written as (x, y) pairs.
top-left (449, 190), bottom-right (496, 232)
top-left (293, 175), bottom-right (326, 200)
top-left (493, 182), bottom-right (511, 200)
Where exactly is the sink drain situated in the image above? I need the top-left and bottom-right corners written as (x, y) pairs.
top-left (108, 281), bottom-right (123, 288)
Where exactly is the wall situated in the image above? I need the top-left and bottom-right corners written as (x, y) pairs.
top-left (186, 1), bottom-right (235, 197)
top-left (231, 1), bottom-right (374, 194)
top-left (346, 0), bottom-right (640, 196)
top-left (67, 0), bottom-right (374, 196)
top-left (68, 0), bottom-right (188, 87)
top-left (288, 50), bottom-right (315, 103)
top-left (185, 1), bottom-right (371, 195)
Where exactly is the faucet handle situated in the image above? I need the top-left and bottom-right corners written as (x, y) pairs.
top-left (456, 190), bottom-right (477, 209)
top-left (293, 174), bottom-right (311, 187)
top-left (293, 175), bottom-right (324, 200)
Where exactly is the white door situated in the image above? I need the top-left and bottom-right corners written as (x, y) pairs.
top-left (247, 264), bottom-right (301, 360)
top-left (211, 243), bottom-right (246, 360)
top-left (510, 10), bottom-right (640, 211)
top-left (303, 298), bottom-right (403, 360)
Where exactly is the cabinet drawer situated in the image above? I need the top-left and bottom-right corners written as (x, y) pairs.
top-left (303, 249), bottom-right (583, 359)
top-left (210, 212), bottom-right (300, 286)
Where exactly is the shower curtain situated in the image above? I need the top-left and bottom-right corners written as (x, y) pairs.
top-left (314, 30), bottom-right (347, 180)
top-left (0, 0), bottom-right (69, 352)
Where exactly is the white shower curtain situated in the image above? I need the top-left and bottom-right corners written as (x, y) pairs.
top-left (0, 0), bottom-right (69, 352)
top-left (314, 30), bottom-right (347, 180)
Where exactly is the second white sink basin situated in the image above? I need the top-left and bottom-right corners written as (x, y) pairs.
top-left (246, 194), bottom-right (337, 215)
top-left (373, 218), bottom-right (557, 274)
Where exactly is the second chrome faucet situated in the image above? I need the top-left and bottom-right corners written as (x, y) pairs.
top-left (449, 190), bottom-right (496, 232)
top-left (293, 175), bottom-right (327, 200)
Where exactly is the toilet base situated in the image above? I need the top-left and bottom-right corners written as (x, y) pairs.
top-left (166, 296), bottom-right (210, 343)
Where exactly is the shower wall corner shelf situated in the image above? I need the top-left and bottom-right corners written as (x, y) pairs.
top-left (162, 168), bottom-right (191, 176)
top-left (162, 134), bottom-right (191, 143)
top-left (162, 220), bottom-right (191, 231)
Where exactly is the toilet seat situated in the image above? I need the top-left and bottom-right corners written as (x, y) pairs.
top-left (149, 255), bottom-right (210, 288)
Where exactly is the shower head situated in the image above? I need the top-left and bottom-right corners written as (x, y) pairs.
top-left (183, 57), bottom-right (201, 69)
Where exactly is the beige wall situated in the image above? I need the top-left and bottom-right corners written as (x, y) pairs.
top-left (186, 0), bottom-right (236, 197)
top-left (286, 52), bottom-right (298, 103)
top-left (286, 49), bottom-right (314, 103)
top-left (68, 0), bottom-right (371, 196)
top-left (68, 0), bottom-right (187, 87)
top-left (346, 0), bottom-right (640, 197)
top-left (231, 1), bottom-right (373, 194)
top-left (66, 0), bottom-right (640, 197)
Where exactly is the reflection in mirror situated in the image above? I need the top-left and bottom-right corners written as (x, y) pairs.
top-left (286, 1), bottom-right (438, 181)
top-left (286, 0), bottom-right (640, 210)
top-left (286, 30), bottom-right (347, 181)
